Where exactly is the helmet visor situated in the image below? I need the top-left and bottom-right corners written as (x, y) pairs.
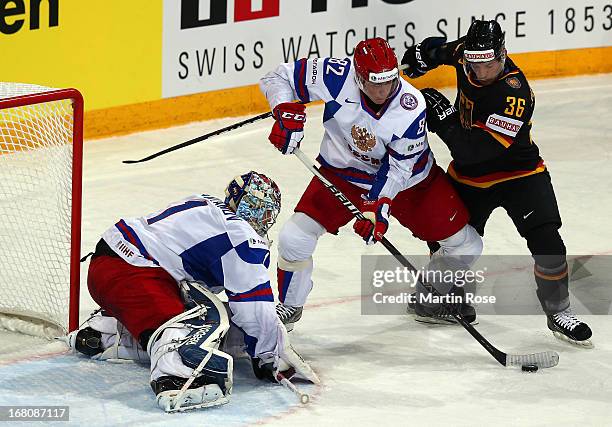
top-left (357, 68), bottom-right (399, 104)
top-left (464, 48), bottom-right (497, 63)
top-left (463, 49), bottom-right (504, 84)
top-left (366, 68), bottom-right (399, 84)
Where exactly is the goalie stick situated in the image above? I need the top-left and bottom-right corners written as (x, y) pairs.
top-left (293, 148), bottom-right (559, 370)
top-left (277, 371), bottom-right (310, 404)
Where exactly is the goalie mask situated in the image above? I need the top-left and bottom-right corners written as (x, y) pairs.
top-left (224, 171), bottom-right (281, 238)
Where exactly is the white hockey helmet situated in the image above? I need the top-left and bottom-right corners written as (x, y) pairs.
top-left (224, 171), bottom-right (281, 237)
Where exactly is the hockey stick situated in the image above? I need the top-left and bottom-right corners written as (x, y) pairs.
top-left (293, 148), bottom-right (559, 369)
top-left (122, 111), bottom-right (273, 164)
top-left (122, 64), bottom-right (412, 164)
top-left (277, 372), bottom-right (310, 404)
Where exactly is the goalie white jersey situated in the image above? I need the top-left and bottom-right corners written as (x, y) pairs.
top-left (260, 56), bottom-right (434, 200)
top-left (101, 194), bottom-right (279, 358)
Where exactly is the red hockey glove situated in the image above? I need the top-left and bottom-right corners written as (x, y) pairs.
top-left (269, 103), bottom-right (306, 155)
top-left (353, 197), bottom-right (392, 245)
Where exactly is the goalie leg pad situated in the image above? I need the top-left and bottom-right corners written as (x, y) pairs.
top-left (71, 327), bottom-right (103, 357)
top-left (153, 376), bottom-right (228, 413)
top-left (179, 279), bottom-right (224, 309)
top-left (67, 311), bottom-right (149, 362)
top-left (148, 288), bottom-right (233, 411)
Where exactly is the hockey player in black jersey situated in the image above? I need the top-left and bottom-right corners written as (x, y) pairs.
top-left (400, 19), bottom-right (592, 347)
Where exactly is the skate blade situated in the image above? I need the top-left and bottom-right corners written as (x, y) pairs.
top-left (551, 331), bottom-right (594, 349)
top-left (413, 315), bottom-right (479, 326)
top-left (158, 385), bottom-right (229, 413)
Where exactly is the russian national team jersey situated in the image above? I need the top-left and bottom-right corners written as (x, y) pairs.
top-left (260, 57), bottom-right (434, 200)
top-left (101, 194), bottom-right (280, 359)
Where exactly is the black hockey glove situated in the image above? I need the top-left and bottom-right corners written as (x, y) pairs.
top-left (421, 88), bottom-right (458, 134)
top-left (251, 357), bottom-right (276, 382)
top-left (400, 37), bottom-right (446, 78)
top-left (251, 357), bottom-right (297, 383)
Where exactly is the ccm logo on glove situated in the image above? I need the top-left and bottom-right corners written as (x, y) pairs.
top-left (280, 111), bottom-right (306, 122)
top-left (269, 103), bottom-right (307, 155)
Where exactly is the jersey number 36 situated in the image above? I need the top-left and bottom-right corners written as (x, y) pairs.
top-left (504, 96), bottom-right (526, 117)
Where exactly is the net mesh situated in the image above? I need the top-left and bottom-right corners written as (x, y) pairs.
top-left (0, 83), bottom-right (76, 338)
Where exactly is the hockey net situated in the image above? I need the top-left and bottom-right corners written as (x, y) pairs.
top-left (0, 83), bottom-right (83, 339)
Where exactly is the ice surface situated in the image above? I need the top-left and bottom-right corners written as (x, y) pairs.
top-left (1, 74), bottom-right (611, 426)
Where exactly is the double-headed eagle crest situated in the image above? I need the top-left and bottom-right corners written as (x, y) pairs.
top-left (351, 125), bottom-right (376, 152)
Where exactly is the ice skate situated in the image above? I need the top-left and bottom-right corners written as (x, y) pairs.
top-left (547, 308), bottom-right (593, 348)
top-left (407, 293), bottom-right (478, 325)
top-left (276, 303), bottom-right (303, 332)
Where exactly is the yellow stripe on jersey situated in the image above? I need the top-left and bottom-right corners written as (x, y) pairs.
top-left (472, 122), bottom-right (514, 148)
top-left (448, 162), bottom-right (546, 188)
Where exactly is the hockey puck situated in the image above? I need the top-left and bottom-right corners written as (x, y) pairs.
top-left (521, 364), bottom-right (539, 372)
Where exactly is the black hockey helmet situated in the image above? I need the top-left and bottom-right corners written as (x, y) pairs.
top-left (464, 20), bottom-right (505, 62)
top-left (463, 20), bottom-right (506, 84)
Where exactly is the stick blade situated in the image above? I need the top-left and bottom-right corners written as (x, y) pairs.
top-left (505, 351), bottom-right (559, 369)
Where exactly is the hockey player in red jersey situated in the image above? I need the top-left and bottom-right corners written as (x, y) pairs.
top-left (260, 37), bottom-right (483, 330)
top-left (400, 20), bottom-right (592, 347)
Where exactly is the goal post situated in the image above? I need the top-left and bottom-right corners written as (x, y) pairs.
top-left (0, 84), bottom-right (83, 338)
